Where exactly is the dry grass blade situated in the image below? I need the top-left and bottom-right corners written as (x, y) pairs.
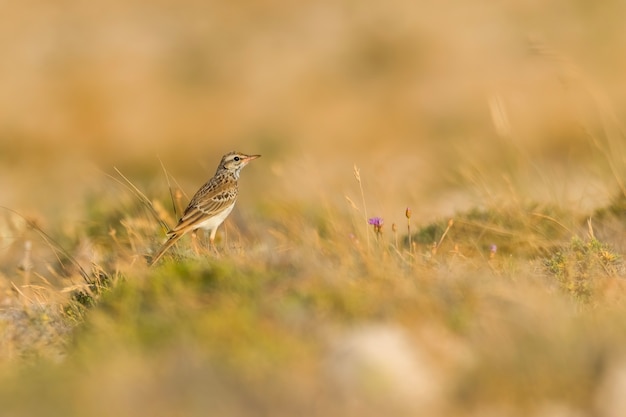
top-left (158, 157), bottom-right (190, 220)
top-left (109, 167), bottom-right (171, 233)
top-left (531, 212), bottom-right (574, 235)
top-left (11, 281), bottom-right (34, 304)
top-left (344, 196), bottom-right (360, 212)
top-left (0, 206), bottom-right (91, 283)
top-left (158, 157), bottom-right (179, 220)
top-left (353, 164), bottom-right (370, 251)
top-left (437, 219), bottom-right (455, 249)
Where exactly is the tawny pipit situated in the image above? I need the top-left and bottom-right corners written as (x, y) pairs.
top-left (149, 151), bottom-right (260, 265)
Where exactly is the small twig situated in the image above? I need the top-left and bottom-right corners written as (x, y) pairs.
top-left (432, 219), bottom-right (454, 256)
top-left (437, 219), bottom-right (455, 248)
top-left (406, 208), bottom-right (412, 254)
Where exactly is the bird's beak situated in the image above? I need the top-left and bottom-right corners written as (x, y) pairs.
top-left (244, 155), bottom-right (261, 164)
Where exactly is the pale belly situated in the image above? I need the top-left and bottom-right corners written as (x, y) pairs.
top-left (196, 203), bottom-right (235, 232)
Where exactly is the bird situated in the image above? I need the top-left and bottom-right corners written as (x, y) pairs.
top-left (149, 151), bottom-right (260, 266)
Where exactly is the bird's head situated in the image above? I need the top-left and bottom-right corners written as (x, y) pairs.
top-left (218, 151), bottom-right (261, 177)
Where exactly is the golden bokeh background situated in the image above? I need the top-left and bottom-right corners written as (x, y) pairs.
top-left (2, 0), bottom-right (625, 224)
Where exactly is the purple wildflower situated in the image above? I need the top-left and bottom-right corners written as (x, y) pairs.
top-left (368, 217), bottom-right (384, 227)
top-left (368, 216), bottom-right (384, 237)
top-left (489, 244), bottom-right (497, 259)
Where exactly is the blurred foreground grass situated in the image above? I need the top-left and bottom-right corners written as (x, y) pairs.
top-left (0, 184), bottom-right (625, 417)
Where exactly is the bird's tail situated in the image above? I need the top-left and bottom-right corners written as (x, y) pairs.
top-left (149, 233), bottom-right (182, 266)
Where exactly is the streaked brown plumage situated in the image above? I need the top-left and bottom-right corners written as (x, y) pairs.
top-left (149, 151), bottom-right (260, 266)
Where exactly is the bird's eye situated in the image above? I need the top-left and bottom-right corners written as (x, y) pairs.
top-left (234, 156), bottom-right (240, 161)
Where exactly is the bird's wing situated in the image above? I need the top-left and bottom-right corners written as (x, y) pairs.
top-left (168, 179), bottom-right (237, 235)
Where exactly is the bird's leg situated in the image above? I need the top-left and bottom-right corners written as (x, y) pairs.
top-left (209, 229), bottom-right (220, 256)
top-left (191, 229), bottom-right (201, 255)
